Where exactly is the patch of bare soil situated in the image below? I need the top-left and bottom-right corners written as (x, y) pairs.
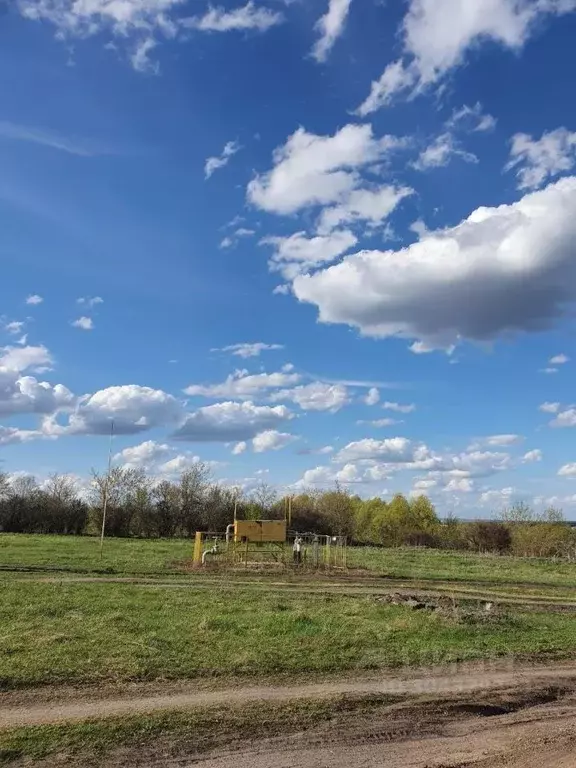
top-left (3, 660), bottom-right (576, 730)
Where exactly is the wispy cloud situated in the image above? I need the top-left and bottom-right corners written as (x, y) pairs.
top-left (0, 121), bottom-right (114, 157)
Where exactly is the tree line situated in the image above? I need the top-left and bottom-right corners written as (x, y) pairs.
top-left (1, 466), bottom-right (574, 558)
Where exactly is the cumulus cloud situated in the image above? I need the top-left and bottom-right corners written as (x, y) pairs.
top-left (182, 2), bottom-right (284, 33)
top-left (25, 294), bottom-right (43, 305)
top-left (72, 316), bottom-right (94, 330)
top-left (114, 440), bottom-right (172, 470)
top-left (550, 407), bottom-right (576, 428)
top-left (232, 441), bottom-right (247, 455)
top-left (550, 353), bottom-right (570, 364)
top-left (114, 439), bottom-right (209, 476)
top-left (363, 387), bottom-right (380, 406)
top-left (522, 449), bottom-right (543, 463)
top-left (252, 429), bottom-right (298, 453)
top-left (293, 177), bottom-right (576, 350)
top-left (311, 0), bottom-right (352, 62)
top-left (506, 128), bottom-right (576, 190)
top-left (271, 382), bottom-right (348, 412)
top-left (47, 385), bottom-right (183, 436)
top-left (173, 400), bottom-right (292, 442)
top-left (247, 124), bottom-right (406, 215)
top-left (357, 0), bottom-right (576, 114)
top-left (540, 402), bottom-right (561, 414)
top-left (558, 462), bottom-right (576, 477)
top-left (334, 437), bottom-right (416, 464)
top-left (185, 368), bottom-right (301, 399)
top-left (0, 371), bottom-right (74, 418)
top-left (0, 425), bottom-right (46, 445)
top-left (262, 230), bottom-right (358, 279)
top-left (0, 345), bottom-right (53, 373)
top-left (204, 140), bottom-right (241, 179)
top-left (479, 486), bottom-right (517, 507)
top-left (315, 185), bottom-right (413, 235)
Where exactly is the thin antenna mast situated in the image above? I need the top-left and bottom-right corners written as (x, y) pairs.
top-left (99, 419), bottom-right (114, 560)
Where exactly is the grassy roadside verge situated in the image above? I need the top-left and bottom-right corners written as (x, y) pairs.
top-left (0, 694), bottom-right (401, 764)
top-left (2, 579), bottom-right (576, 690)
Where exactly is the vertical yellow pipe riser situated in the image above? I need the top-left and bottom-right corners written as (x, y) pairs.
top-left (193, 531), bottom-right (203, 566)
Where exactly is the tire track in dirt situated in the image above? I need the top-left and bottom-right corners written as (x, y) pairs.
top-left (3, 661), bottom-right (576, 729)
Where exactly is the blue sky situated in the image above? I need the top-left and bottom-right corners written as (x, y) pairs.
top-left (2, 0), bottom-right (576, 516)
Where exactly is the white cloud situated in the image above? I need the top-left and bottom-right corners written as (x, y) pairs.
top-left (311, 0), bottom-right (353, 63)
top-left (479, 486), bottom-right (517, 507)
top-left (293, 177), bottom-right (576, 349)
top-left (205, 140), bottom-right (241, 179)
top-left (114, 440), bottom-right (172, 470)
top-left (522, 449), bottom-right (542, 463)
top-left (551, 408), bottom-right (576, 428)
top-left (447, 102), bottom-right (496, 133)
top-left (131, 36), bottom-right (158, 73)
top-left (271, 381), bottom-right (348, 412)
top-left (173, 400), bottom-right (293, 442)
top-left (316, 185), bottom-right (413, 235)
top-left (185, 368), bottom-right (301, 399)
top-left (298, 445), bottom-right (334, 456)
top-left (558, 462), bottom-right (576, 477)
top-left (262, 230), bottom-right (358, 279)
top-left (5, 321), bottom-right (25, 335)
top-left (334, 437), bottom-right (416, 464)
top-left (232, 441), bottom-right (247, 455)
top-left (540, 402), bottom-right (560, 413)
top-left (50, 385), bottom-right (183, 436)
top-left (356, 418), bottom-right (400, 427)
top-left (213, 342), bottom-right (284, 359)
top-left (356, 0), bottom-right (576, 113)
top-left (363, 387), bottom-right (380, 406)
top-left (114, 439), bottom-right (212, 477)
top-left (182, 2), bottom-right (283, 33)
top-left (252, 429), bottom-right (298, 453)
top-left (445, 477), bottom-right (474, 493)
top-left (540, 367), bottom-right (558, 374)
top-left (469, 434), bottom-right (522, 449)
top-left (506, 128), bottom-right (576, 190)
top-left (220, 236), bottom-right (234, 249)
top-left (25, 294), bottom-right (43, 305)
top-left (247, 124), bottom-right (405, 215)
top-left (382, 401), bottom-right (415, 413)
top-left (413, 478), bottom-right (438, 491)
top-left (0, 370), bottom-right (74, 417)
top-left (550, 353), bottom-right (570, 364)
top-left (0, 344), bottom-right (53, 373)
top-left (77, 296), bottom-right (104, 308)
top-left (0, 425), bottom-right (46, 446)
top-left (412, 132), bottom-right (478, 171)
top-left (72, 316), bottom-right (94, 330)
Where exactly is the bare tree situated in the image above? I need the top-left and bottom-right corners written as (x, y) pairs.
top-left (250, 481), bottom-right (277, 518)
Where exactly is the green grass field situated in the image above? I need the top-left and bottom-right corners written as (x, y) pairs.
top-left (2, 534), bottom-right (576, 693)
top-left (2, 533), bottom-right (576, 587)
top-left (2, 578), bottom-right (576, 690)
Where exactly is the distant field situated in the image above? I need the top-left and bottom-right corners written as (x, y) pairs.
top-left (2, 534), bottom-right (576, 588)
top-left (2, 578), bottom-right (576, 690)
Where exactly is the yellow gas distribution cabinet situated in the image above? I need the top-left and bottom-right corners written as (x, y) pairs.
top-left (234, 520), bottom-right (287, 543)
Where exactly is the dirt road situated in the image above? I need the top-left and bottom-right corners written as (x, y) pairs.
top-left (3, 662), bottom-right (576, 766)
top-left (2, 660), bottom-right (576, 729)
